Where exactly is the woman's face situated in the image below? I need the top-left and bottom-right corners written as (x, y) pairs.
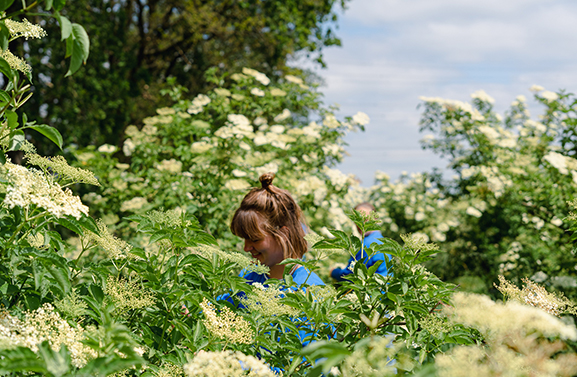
top-left (244, 233), bottom-right (285, 268)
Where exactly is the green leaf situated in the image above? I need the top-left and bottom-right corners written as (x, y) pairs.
top-left (0, 0), bottom-right (15, 13)
top-left (0, 22), bottom-right (9, 51)
top-left (5, 109), bottom-right (17, 129)
top-left (56, 14), bottom-right (72, 41)
top-left (29, 124), bottom-right (63, 150)
top-left (65, 34), bottom-right (73, 58)
top-left (54, 216), bottom-right (84, 236)
top-left (0, 346), bottom-right (48, 374)
top-left (0, 56), bottom-right (11, 79)
top-left (65, 24), bottom-right (89, 77)
top-left (8, 130), bottom-right (24, 151)
top-left (45, 0), bottom-right (54, 10)
top-left (0, 151), bottom-right (5, 164)
top-left (0, 89), bottom-right (9, 103)
top-left (77, 214), bottom-right (99, 234)
top-left (54, 0), bottom-right (66, 11)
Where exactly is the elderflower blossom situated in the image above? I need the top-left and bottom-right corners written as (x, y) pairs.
top-left (84, 219), bottom-right (134, 260)
top-left (225, 179), bottom-right (251, 191)
top-left (0, 48), bottom-right (31, 73)
top-left (156, 159), bottom-right (183, 173)
top-left (471, 90), bottom-right (495, 104)
top-left (120, 196), bottom-right (148, 212)
top-left (98, 144), bottom-right (117, 153)
top-left (494, 275), bottom-right (577, 316)
top-left (0, 304), bottom-right (98, 367)
top-left (352, 112), bottom-right (370, 126)
top-left (543, 151), bottom-right (570, 174)
top-left (270, 88), bottom-right (286, 97)
top-left (26, 232), bottom-right (46, 248)
top-left (184, 350), bottom-right (277, 377)
top-left (285, 75), bottom-right (304, 85)
top-left (154, 363), bottom-right (184, 377)
top-left (191, 244), bottom-right (269, 274)
top-left (250, 88), bottom-right (265, 97)
top-left (242, 283), bottom-right (300, 317)
top-left (540, 90), bottom-right (559, 103)
top-left (105, 276), bottom-right (155, 314)
top-left (242, 67), bottom-right (270, 86)
top-left (25, 153), bottom-right (99, 186)
top-left (273, 109), bottom-right (291, 122)
top-left (199, 299), bottom-right (254, 344)
top-left (187, 94), bottom-right (211, 114)
top-left (466, 206), bottom-right (483, 218)
top-left (446, 292), bottom-right (577, 340)
top-left (5, 18), bottom-right (46, 40)
top-left (400, 233), bottom-right (438, 253)
top-left (3, 162), bottom-right (89, 219)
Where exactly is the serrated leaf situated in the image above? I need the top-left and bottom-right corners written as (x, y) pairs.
top-left (54, 216), bottom-right (84, 236)
top-left (77, 215), bottom-right (99, 234)
top-left (29, 124), bottom-right (63, 150)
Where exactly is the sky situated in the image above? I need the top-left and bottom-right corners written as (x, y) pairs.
top-left (311, 0), bottom-right (577, 186)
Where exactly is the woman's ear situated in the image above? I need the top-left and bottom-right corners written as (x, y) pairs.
top-left (279, 225), bottom-right (290, 235)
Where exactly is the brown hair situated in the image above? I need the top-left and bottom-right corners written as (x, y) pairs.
top-left (355, 202), bottom-right (375, 212)
top-left (231, 173), bottom-right (308, 260)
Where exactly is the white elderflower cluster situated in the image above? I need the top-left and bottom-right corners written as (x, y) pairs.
top-left (494, 276), bottom-right (577, 317)
top-left (25, 153), bottom-right (99, 186)
top-left (184, 350), bottom-right (278, 377)
top-left (84, 219), bottom-right (134, 260)
top-left (242, 67), bottom-right (270, 86)
top-left (400, 233), bottom-right (438, 253)
top-left (324, 167), bottom-right (350, 190)
top-left (446, 292), bottom-right (577, 341)
top-left (156, 158), bottom-right (183, 173)
top-left (3, 162), bottom-right (89, 219)
top-left (250, 87), bottom-right (265, 97)
top-left (270, 88), bottom-right (286, 97)
top-left (242, 282), bottom-right (300, 317)
top-left (154, 362), bottom-right (184, 377)
top-left (191, 244), bottom-right (269, 274)
top-left (273, 109), bottom-right (291, 123)
top-left (105, 276), bottom-right (155, 314)
top-left (215, 114), bottom-right (254, 139)
top-left (225, 179), bottom-right (251, 191)
top-left (438, 292), bottom-right (577, 377)
top-left (0, 304), bottom-right (98, 368)
top-left (187, 94), bottom-right (211, 114)
top-left (120, 196), bottom-right (148, 212)
top-left (5, 18), bottom-right (46, 40)
top-left (339, 336), bottom-right (398, 377)
top-left (471, 90), bottom-right (495, 104)
top-left (198, 299), bottom-right (254, 344)
top-left (352, 111), bottom-right (370, 126)
top-left (543, 151), bottom-right (577, 175)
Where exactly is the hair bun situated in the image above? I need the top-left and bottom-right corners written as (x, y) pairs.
top-left (259, 172), bottom-right (275, 189)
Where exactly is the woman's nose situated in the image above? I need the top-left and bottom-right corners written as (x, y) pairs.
top-left (244, 240), bottom-right (253, 252)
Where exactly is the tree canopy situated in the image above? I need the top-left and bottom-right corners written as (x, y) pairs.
top-left (22, 0), bottom-right (348, 153)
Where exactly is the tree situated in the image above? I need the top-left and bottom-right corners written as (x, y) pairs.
top-left (23, 0), bottom-right (348, 154)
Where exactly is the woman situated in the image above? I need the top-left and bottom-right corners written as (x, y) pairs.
top-left (230, 172), bottom-right (324, 287)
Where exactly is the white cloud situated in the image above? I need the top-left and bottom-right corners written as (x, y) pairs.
top-left (311, 1), bottom-right (577, 185)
